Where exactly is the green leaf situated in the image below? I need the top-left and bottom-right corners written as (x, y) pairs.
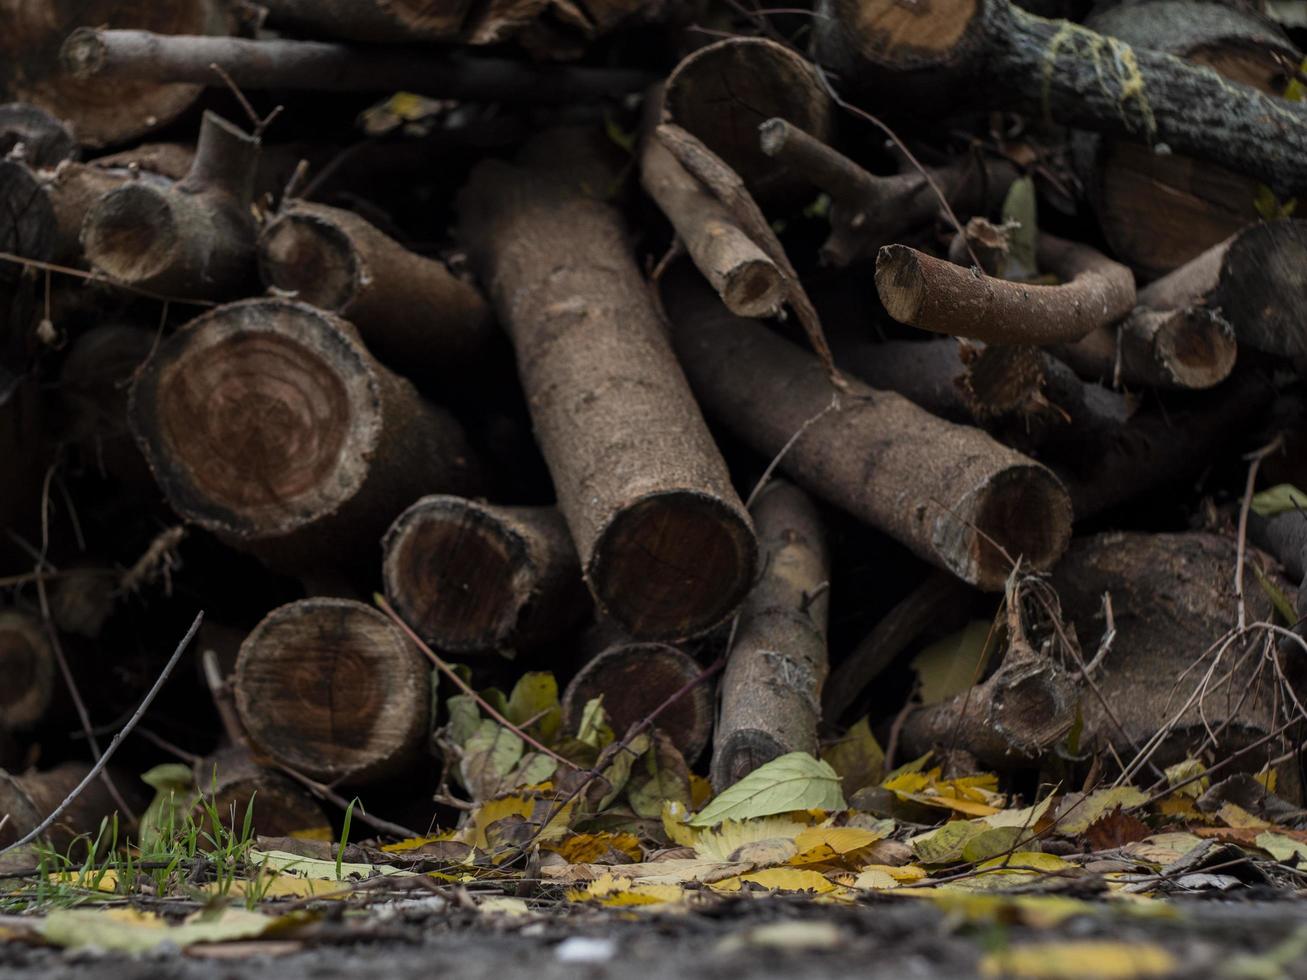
top-left (507, 751), bottom-right (557, 788)
top-left (40, 907), bottom-right (287, 953)
top-left (459, 720), bottom-right (524, 800)
top-left (445, 694), bottom-right (481, 747)
top-left (576, 696), bottom-right (614, 749)
top-left (590, 733), bottom-right (650, 811)
top-left (1251, 483), bottom-right (1307, 518)
top-left (912, 820), bottom-right (987, 864)
top-left (689, 753), bottom-right (845, 827)
top-left (821, 717), bottom-right (884, 795)
top-left (506, 672), bottom-right (561, 743)
top-left (912, 620), bottom-right (997, 706)
top-left (627, 732), bottom-right (691, 819)
top-left (1000, 175), bottom-right (1038, 278)
top-left (1256, 831), bottom-right (1307, 864)
top-left (137, 764), bottom-right (194, 851)
top-left (962, 826), bottom-right (1027, 863)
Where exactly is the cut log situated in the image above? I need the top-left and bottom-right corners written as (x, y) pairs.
top-left (128, 299), bottom-right (481, 570)
top-left (712, 481), bottom-right (830, 789)
top-left (1055, 305), bottom-right (1238, 391)
top-left (664, 38), bottom-right (834, 205)
top-left (876, 234), bottom-right (1136, 345)
top-left (193, 747), bottom-right (329, 838)
top-left (232, 598), bottom-right (431, 784)
top-left (258, 200), bottom-right (496, 378)
top-left (812, 0), bottom-right (1307, 197)
top-left (1135, 219), bottom-right (1307, 360)
top-left (456, 136), bottom-right (757, 641)
top-left (0, 610), bottom-right (55, 732)
top-left (561, 642), bottom-right (714, 762)
top-left (62, 30), bottom-right (653, 104)
top-left (639, 88), bottom-right (784, 318)
top-left (0, 159), bottom-right (56, 272)
top-left (759, 118), bottom-right (1017, 267)
top-left (0, 762), bottom-right (140, 853)
top-left (82, 111), bottom-right (259, 300)
top-left (663, 269), bottom-right (1072, 591)
top-left (1051, 531), bottom-right (1298, 771)
top-left (0, 103), bottom-right (76, 169)
top-left (1077, 0), bottom-right (1298, 275)
top-left (382, 496), bottom-right (588, 654)
top-left (1249, 510), bottom-right (1307, 626)
top-left (0, 0), bottom-right (231, 147)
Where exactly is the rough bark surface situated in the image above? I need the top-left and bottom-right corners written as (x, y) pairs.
top-left (0, 159), bottom-right (56, 270)
top-left (0, 762), bottom-right (140, 854)
top-left (662, 268), bottom-right (1072, 591)
top-left (1055, 305), bottom-right (1238, 390)
top-left (193, 747), bottom-right (329, 838)
top-left (0, 610), bottom-right (55, 732)
top-left (382, 496), bottom-right (587, 654)
top-left (711, 481), bottom-right (830, 789)
top-left (456, 139), bottom-right (757, 641)
top-left (0, 103), bottom-right (76, 169)
top-left (128, 299), bottom-right (480, 570)
top-left (233, 598), bottom-right (431, 784)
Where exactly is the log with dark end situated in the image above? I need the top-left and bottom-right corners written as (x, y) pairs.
top-left (128, 299), bottom-right (480, 569)
top-left (712, 481), bottom-right (830, 789)
top-left (759, 117), bottom-right (1017, 267)
top-left (663, 268), bottom-right (1072, 591)
top-left (0, 611), bottom-right (55, 732)
top-left (82, 111), bottom-right (259, 299)
top-left (0, 159), bottom-right (56, 273)
top-left (0, 763), bottom-right (138, 853)
top-left (0, 103), bottom-right (76, 168)
top-left (664, 38), bottom-right (834, 205)
top-left (1138, 219), bottom-right (1307, 360)
top-left (561, 642), bottom-right (714, 762)
top-left (382, 496), bottom-right (588, 654)
top-left (0, 0), bottom-right (230, 147)
top-left (193, 747), bottom-right (329, 838)
top-left (233, 598), bottom-right (430, 785)
top-left (258, 200), bottom-right (496, 377)
top-left (1056, 306), bottom-right (1238, 391)
top-left (456, 140), bottom-right (757, 641)
top-left (876, 234), bottom-right (1136, 345)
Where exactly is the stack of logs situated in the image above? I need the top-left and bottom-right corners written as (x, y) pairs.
top-left (3, 0), bottom-right (1307, 851)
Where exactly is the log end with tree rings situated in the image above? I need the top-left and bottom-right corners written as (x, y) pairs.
top-left (587, 489), bottom-right (758, 641)
top-left (233, 598), bottom-right (430, 784)
top-left (12, 2), bottom-right (228, 148)
top-left (0, 611), bottom-right (54, 732)
top-left (664, 37), bottom-right (833, 204)
top-left (1133, 306), bottom-right (1238, 389)
top-left (81, 181), bottom-right (184, 286)
top-left (813, 0), bottom-right (985, 77)
top-left (561, 642), bottom-right (714, 761)
top-left (382, 497), bottom-right (586, 654)
top-left (258, 207), bottom-right (361, 312)
top-left (129, 300), bottom-right (380, 545)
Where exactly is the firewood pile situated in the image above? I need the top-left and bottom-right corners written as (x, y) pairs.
top-left (2, 0), bottom-right (1307, 862)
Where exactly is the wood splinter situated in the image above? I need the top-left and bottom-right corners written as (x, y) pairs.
top-left (712, 480), bottom-right (830, 789)
top-left (876, 234), bottom-right (1136, 345)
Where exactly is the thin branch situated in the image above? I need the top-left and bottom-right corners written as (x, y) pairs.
top-left (1237, 436), bottom-right (1285, 631)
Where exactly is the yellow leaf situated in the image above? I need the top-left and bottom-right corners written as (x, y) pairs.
top-left (1164, 758), bottom-right (1207, 797)
top-left (382, 830), bottom-right (457, 853)
top-left (47, 869), bottom-right (118, 892)
top-left (977, 851), bottom-right (1071, 873)
top-left (1123, 833), bottom-right (1205, 866)
top-left (1256, 831), bottom-right (1307, 863)
top-left (544, 832), bottom-right (643, 864)
top-left (1054, 788), bottom-right (1147, 834)
top-left (916, 794), bottom-right (1002, 818)
top-left (40, 907), bottom-right (291, 953)
top-left (290, 825), bottom-right (334, 841)
top-left (662, 800), bottom-right (698, 848)
top-left (711, 867), bottom-right (838, 894)
top-left (1218, 803), bottom-right (1272, 830)
top-left (980, 940), bottom-right (1177, 978)
top-left (689, 774), bottom-right (713, 809)
top-left (694, 815), bottom-right (809, 862)
top-left (567, 872), bottom-right (685, 906)
top-left (793, 826), bottom-right (883, 856)
top-left (852, 868), bottom-right (899, 889)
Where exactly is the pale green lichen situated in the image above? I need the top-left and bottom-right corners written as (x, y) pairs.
top-left (1039, 20), bottom-right (1157, 144)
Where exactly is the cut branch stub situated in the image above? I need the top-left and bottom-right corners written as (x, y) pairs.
top-left (712, 480), bottom-right (830, 789)
top-left (233, 598), bottom-right (430, 785)
top-left (876, 234), bottom-right (1136, 345)
top-left (456, 140), bottom-right (757, 641)
top-left (128, 299), bottom-right (480, 570)
top-left (813, 0), bottom-right (1307, 198)
top-left (1055, 306), bottom-right (1238, 391)
top-left (1137, 219), bottom-right (1307, 360)
top-left (259, 200), bottom-right (496, 379)
top-left (561, 642), bottom-right (714, 762)
top-left (0, 610), bottom-right (55, 732)
top-left (382, 496), bottom-right (588, 654)
top-left (192, 747), bottom-right (329, 838)
top-left (0, 0), bottom-right (230, 147)
top-left (759, 117), bottom-right (1016, 267)
top-left (663, 267), bottom-right (1072, 591)
top-left (82, 111), bottom-right (259, 299)
top-left (0, 103), bottom-right (76, 168)
top-left (664, 37), bottom-right (834, 205)
top-left (1076, 0), bottom-right (1298, 275)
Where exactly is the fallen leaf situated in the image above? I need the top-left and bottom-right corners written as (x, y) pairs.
top-left (1055, 787), bottom-right (1147, 834)
top-left (544, 832), bottom-right (642, 864)
top-left (710, 867), bottom-right (838, 895)
top-left (1256, 831), bottom-right (1307, 864)
top-left (40, 907), bottom-right (295, 953)
top-left (1251, 484), bottom-right (1307, 518)
top-left (912, 620), bottom-right (997, 705)
top-left (505, 671), bottom-right (562, 742)
top-left (979, 940), bottom-right (1177, 978)
top-left (821, 717), bottom-right (884, 795)
top-left (693, 815), bottom-right (809, 862)
top-left (690, 753), bottom-right (845, 827)
top-left (460, 719), bottom-right (525, 800)
top-left (1085, 808), bottom-right (1150, 851)
top-left (566, 872), bottom-right (685, 906)
top-left (627, 732), bottom-right (691, 819)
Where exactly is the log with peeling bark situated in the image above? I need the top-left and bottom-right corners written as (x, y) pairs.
top-left (233, 598), bottom-right (430, 784)
top-left (561, 641), bottom-right (714, 762)
top-left (0, 0), bottom-right (232, 148)
top-left (1054, 305), bottom-right (1238, 391)
top-left (712, 481), bottom-right (830, 789)
top-left (259, 200), bottom-right (496, 379)
top-left (1076, 0), bottom-right (1299, 275)
top-left (639, 88), bottom-right (784, 318)
top-left (1134, 219), bottom-right (1307, 360)
top-left (62, 30), bottom-right (653, 105)
top-left (382, 497), bottom-right (588, 654)
top-left (0, 103), bottom-right (75, 169)
top-left (759, 118), bottom-right (1017, 267)
top-left (812, 0), bottom-right (1307, 197)
top-left (0, 763), bottom-right (142, 854)
top-left (664, 38), bottom-right (835, 205)
top-left (876, 234), bottom-right (1136, 345)
top-left (193, 747), bottom-right (329, 838)
top-left (456, 135), bottom-right (758, 641)
top-left (663, 267), bottom-right (1073, 591)
top-left (0, 610), bottom-right (56, 732)
top-left (128, 299), bottom-right (481, 570)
